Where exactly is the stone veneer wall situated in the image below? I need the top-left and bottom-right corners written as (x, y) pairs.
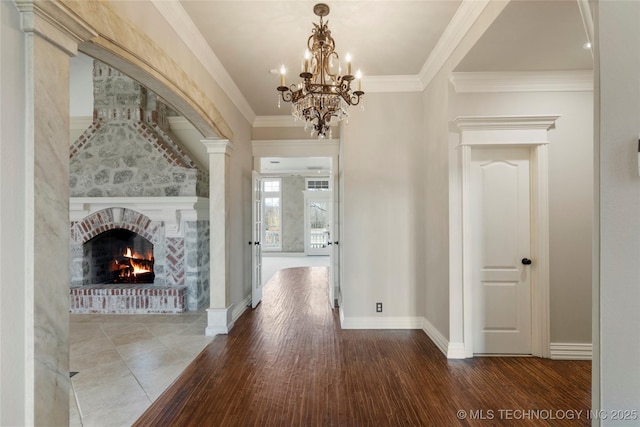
top-left (184, 221), bottom-right (210, 310)
top-left (69, 61), bottom-right (208, 198)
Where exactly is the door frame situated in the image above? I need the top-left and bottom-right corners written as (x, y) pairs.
top-left (456, 115), bottom-right (560, 358)
top-left (251, 139), bottom-right (340, 307)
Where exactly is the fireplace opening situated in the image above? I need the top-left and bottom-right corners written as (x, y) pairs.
top-left (86, 229), bottom-right (155, 284)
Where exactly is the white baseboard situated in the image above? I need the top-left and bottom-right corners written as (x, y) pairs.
top-left (422, 317), bottom-right (449, 357)
top-left (262, 252), bottom-right (306, 257)
top-left (339, 310), bottom-right (422, 329)
top-left (550, 342), bottom-right (592, 360)
top-left (231, 294), bottom-right (252, 323)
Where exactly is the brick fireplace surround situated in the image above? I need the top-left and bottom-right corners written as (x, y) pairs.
top-left (69, 199), bottom-right (209, 313)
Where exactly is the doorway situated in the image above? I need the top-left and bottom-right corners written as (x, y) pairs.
top-left (470, 147), bottom-right (532, 354)
top-left (457, 115), bottom-right (558, 358)
top-left (250, 144), bottom-right (340, 309)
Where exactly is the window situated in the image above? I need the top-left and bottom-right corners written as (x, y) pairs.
top-left (306, 178), bottom-right (330, 191)
top-left (262, 178), bottom-right (281, 250)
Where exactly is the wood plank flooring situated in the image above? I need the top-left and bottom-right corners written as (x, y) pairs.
top-left (135, 267), bottom-right (591, 426)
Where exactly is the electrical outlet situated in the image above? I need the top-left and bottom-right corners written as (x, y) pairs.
top-left (376, 302), bottom-right (383, 313)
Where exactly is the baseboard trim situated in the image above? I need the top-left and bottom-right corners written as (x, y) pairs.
top-left (262, 252), bottom-right (307, 257)
top-left (232, 294), bottom-right (252, 323)
top-left (550, 343), bottom-right (592, 360)
top-left (339, 313), bottom-right (423, 330)
top-left (422, 317), bottom-right (449, 357)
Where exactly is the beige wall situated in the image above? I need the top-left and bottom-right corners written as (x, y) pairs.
top-left (422, 74), bottom-right (452, 338)
top-left (340, 92), bottom-right (426, 320)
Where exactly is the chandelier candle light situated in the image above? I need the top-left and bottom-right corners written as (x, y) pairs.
top-left (277, 3), bottom-right (364, 139)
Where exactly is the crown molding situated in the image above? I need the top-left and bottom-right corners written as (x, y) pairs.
top-left (150, 0), bottom-right (256, 125)
top-left (418, 0), bottom-right (491, 89)
top-left (450, 70), bottom-right (594, 93)
top-left (577, 0), bottom-right (594, 51)
top-left (252, 139), bottom-right (340, 158)
top-left (454, 115), bottom-right (561, 131)
top-left (70, 116), bottom-right (93, 130)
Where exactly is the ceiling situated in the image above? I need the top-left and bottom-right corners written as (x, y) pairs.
top-left (177, 0), bottom-right (592, 118)
top-left (70, 0), bottom-right (592, 172)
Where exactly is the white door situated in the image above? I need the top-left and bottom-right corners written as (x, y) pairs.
top-left (304, 191), bottom-right (332, 256)
top-left (471, 147), bottom-right (532, 355)
top-left (251, 171), bottom-right (263, 308)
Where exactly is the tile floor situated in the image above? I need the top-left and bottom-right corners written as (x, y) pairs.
top-left (69, 310), bottom-right (212, 426)
top-left (69, 255), bottom-right (330, 426)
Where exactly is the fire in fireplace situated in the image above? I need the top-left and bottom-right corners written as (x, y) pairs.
top-left (86, 229), bottom-right (155, 284)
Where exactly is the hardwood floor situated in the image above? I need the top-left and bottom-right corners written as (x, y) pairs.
top-left (135, 267), bottom-right (591, 426)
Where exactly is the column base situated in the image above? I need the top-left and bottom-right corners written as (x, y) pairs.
top-left (205, 306), bottom-right (235, 336)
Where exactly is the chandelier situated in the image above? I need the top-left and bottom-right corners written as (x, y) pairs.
top-left (277, 3), bottom-right (364, 139)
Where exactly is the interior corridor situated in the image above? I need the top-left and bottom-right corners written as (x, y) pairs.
top-left (135, 266), bottom-right (591, 426)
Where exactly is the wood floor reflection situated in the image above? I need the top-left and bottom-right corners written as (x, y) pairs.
top-left (135, 267), bottom-right (590, 426)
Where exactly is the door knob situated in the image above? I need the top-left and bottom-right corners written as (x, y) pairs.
top-left (522, 258), bottom-right (532, 265)
top-left (327, 242), bottom-right (332, 245)
top-left (334, 241), bottom-right (339, 245)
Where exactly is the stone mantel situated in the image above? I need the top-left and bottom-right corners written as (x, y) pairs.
top-left (70, 196), bottom-right (209, 237)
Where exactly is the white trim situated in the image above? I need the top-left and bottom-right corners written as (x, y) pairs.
top-left (167, 116), bottom-right (197, 131)
top-left (70, 116), bottom-right (92, 130)
top-left (418, 0), bottom-right (491, 88)
top-left (203, 139), bottom-right (234, 155)
top-left (456, 115), bottom-right (558, 358)
top-left (231, 294), bottom-right (252, 324)
top-left (252, 139), bottom-right (340, 158)
top-left (550, 343), bottom-right (593, 360)
top-left (422, 317), bottom-right (449, 357)
top-left (577, 0), bottom-right (594, 53)
top-left (450, 71), bottom-right (594, 94)
top-left (205, 306), bottom-right (235, 336)
top-left (340, 315), bottom-right (423, 330)
top-left (150, 0), bottom-right (255, 124)
top-left (262, 252), bottom-right (306, 257)
top-left (69, 196), bottom-right (209, 228)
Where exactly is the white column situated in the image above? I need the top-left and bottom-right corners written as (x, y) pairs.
top-left (1, 1), bottom-right (95, 425)
top-left (594, 1), bottom-right (640, 420)
top-left (202, 139), bottom-right (235, 336)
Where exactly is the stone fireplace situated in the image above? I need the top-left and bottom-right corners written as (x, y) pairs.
top-left (69, 61), bottom-right (210, 314)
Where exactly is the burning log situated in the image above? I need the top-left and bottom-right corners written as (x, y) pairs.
top-left (110, 247), bottom-right (155, 283)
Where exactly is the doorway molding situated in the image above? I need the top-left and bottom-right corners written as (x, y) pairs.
top-left (455, 115), bottom-right (560, 358)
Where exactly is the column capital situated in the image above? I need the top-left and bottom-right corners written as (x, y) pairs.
top-left (15, 0), bottom-right (97, 56)
top-left (202, 138), bottom-right (235, 156)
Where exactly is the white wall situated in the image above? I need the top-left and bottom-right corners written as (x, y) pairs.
top-left (0, 3), bottom-right (27, 424)
top-left (594, 0), bottom-right (640, 418)
top-left (340, 92), bottom-right (426, 324)
top-left (69, 52), bottom-right (94, 117)
top-left (452, 89), bottom-right (593, 344)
